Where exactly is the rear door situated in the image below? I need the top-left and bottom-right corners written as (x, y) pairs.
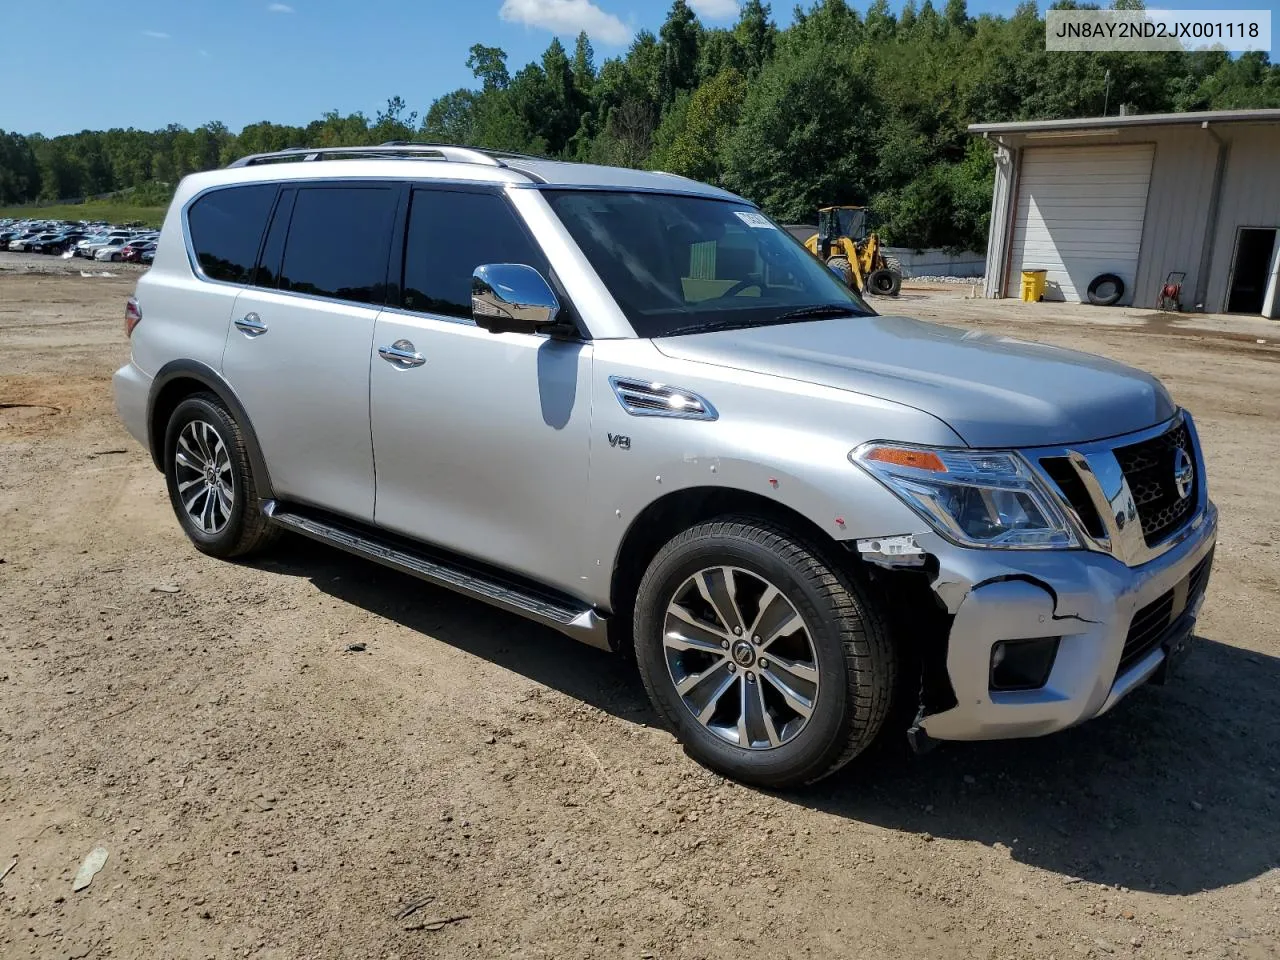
top-left (222, 182), bottom-right (401, 521)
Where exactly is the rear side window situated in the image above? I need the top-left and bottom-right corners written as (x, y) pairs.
top-left (187, 184), bottom-right (276, 284)
top-left (401, 189), bottom-right (546, 319)
top-left (278, 186), bottom-right (398, 305)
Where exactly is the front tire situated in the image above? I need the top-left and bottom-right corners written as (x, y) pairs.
top-left (634, 518), bottom-right (896, 789)
top-left (867, 268), bottom-right (901, 297)
top-left (164, 393), bottom-right (278, 558)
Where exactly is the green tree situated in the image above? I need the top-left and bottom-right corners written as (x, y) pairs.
top-left (0, 131), bottom-right (40, 204)
top-left (734, 0), bottom-right (777, 75)
top-left (466, 44), bottom-right (510, 91)
top-left (572, 32), bottom-right (596, 94)
top-left (944, 0), bottom-right (970, 31)
top-left (864, 0), bottom-right (897, 41)
top-left (651, 68), bottom-right (747, 183)
top-left (722, 41), bottom-right (879, 222)
top-left (421, 89), bottom-right (478, 143)
top-left (659, 0), bottom-right (702, 107)
top-left (372, 96), bottom-right (420, 142)
top-left (874, 139), bottom-right (993, 251)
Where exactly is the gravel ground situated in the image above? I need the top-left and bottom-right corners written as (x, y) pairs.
top-left (1, 264), bottom-right (1278, 960)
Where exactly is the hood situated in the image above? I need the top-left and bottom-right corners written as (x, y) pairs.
top-left (653, 314), bottom-right (1176, 448)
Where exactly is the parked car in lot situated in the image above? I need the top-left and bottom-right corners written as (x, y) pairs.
top-left (8, 231), bottom-right (53, 252)
top-left (114, 145), bottom-right (1216, 788)
top-left (84, 236), bottom-right (129, 260)
top-left (74, 236), bottom-right (105, 258)
top-left (0, 219), bottom-right (155, 258)
top-left (27, 231), bottom-right (84, 254)
top-left (76, 231), bottom-right (133, 258)
top-left (120, 240), bottom-right (156, 263)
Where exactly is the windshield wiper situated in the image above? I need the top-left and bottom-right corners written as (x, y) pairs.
top-left (654, 318), bottom-right (775, 338)
top-left (656, 303), bottom-right (865, 339)
top-left (768, 303), bottom-right (865, 323)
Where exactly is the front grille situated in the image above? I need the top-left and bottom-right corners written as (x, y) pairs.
top-left (1120, 593), bottom-right (1175, 673)
top-left (1118, 548), bottom-right (1214, 674)
top-left (1113, 422), bottom-right (1197, 546)
top-left (1186, 545), bottom-right (1214, 600)
top-left (1040, 456), bottom-right (1106, 539)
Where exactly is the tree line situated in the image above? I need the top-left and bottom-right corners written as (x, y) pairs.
top-left (2, 0), bottom-right (1277, 251)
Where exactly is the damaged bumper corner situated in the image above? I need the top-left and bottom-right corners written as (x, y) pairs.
top-left (914, 502), bottom-right (1218, 742)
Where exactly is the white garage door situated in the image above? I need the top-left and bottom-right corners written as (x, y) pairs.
top-left (1009, 144), bottom-right (1154, 303)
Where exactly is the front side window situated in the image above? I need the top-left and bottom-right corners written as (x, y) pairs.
top-left (545, 190), bottom-right (873, 338)
top-left (401, 188), bottom-right (548, 319)
top-left (187, 184), bottom-right (276, 284)
top-left (278, 186), bottom-right (398, 305)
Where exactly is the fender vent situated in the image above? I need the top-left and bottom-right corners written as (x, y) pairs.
top-left (609, 377), bottom-right (718, 421)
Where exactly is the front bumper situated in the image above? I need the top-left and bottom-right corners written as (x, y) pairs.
top-left (917, 499), bottom-right (1217, 741)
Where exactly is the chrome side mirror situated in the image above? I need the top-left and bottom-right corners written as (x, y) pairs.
top-left (471, 263), bottom-right (560, 334)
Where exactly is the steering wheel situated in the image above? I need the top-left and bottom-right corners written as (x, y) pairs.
top-left (711, 278), bottom-right (763, 300)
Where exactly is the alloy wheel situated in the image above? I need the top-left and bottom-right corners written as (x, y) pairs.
top-left (174, 419), bottom-right (234, 534)
top-left (663, 566), bottom-right (820, 750)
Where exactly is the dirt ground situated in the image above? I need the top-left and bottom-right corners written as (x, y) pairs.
top-left (2, 261), bottom-right (1278, 960)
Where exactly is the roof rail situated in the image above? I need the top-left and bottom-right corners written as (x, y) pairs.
top-left (227, 143), bottom-right (512, 169)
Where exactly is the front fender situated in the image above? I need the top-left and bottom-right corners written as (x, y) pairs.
top-left (584, 340), bottom-right (963, 608)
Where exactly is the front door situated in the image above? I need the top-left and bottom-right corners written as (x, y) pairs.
top-left (222, 183), bottom-right (400, 521)
top-left (370, 186), bottom-right (593, 596)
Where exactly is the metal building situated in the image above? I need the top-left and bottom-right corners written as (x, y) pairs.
top-left (970, 109), bottom-right (1280, 317)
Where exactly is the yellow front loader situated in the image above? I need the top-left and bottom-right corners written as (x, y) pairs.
top-left (804, 206), bottom-right (902, 297)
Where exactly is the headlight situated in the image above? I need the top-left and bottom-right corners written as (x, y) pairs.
top-left (851, 443), bottom-right (1078, 550)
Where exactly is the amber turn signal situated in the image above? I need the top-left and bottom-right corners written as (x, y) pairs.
top-left (862, 446), bottom-right (948, 472)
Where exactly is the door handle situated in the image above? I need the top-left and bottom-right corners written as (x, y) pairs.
top-left (234, 313), bottom-right (268, 337)
top-left (378, 340), bottom-right (426, 368)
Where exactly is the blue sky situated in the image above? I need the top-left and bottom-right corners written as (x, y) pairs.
top-left (4, 0), bottom-right (1272, 136)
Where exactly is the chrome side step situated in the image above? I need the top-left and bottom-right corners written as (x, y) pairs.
top-left (263, 501), bottom-right (610, 651)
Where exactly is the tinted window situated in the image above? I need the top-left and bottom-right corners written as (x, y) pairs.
top-left (253, 188), bottom-right (295, 289)
top-left (279, 186), bottom-right (398, 304)
top-left (402, 189), bottom-right (547, 319)
top-left (187, 184), bottom-right (276, 284)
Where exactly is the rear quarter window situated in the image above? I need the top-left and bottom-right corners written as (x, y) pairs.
top-left (186, 184), bottom-right (277, 284)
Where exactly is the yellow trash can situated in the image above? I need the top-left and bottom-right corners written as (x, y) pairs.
top-left (1020, 269), bottom-right (1048, 302)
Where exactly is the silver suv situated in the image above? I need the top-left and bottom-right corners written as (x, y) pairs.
top-left (114, 145), bottom-right (1216, 788)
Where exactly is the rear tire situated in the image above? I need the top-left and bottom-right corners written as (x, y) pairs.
top-left (634, 518), bottom-right (896, 789)
top-left (164, 393), bottom-right (279, 559)
top-left (826, 256), bottom-right (855, 288)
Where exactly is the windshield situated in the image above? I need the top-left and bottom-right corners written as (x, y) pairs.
top-left (544, 190), bottom-right (874, 338)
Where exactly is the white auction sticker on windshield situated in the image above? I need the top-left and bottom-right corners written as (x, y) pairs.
top-left (734, 211), bottom-right (775, 229)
